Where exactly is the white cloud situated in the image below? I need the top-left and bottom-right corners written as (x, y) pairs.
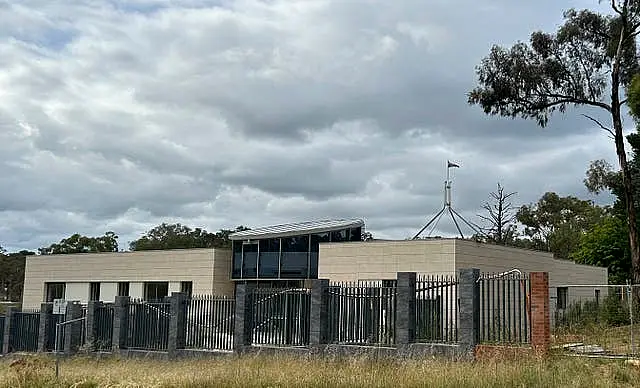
top-left (0, 0), bottom-right (622, 251)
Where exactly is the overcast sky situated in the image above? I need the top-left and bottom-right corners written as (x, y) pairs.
top-left (0, 0), bottom-right (624, 252)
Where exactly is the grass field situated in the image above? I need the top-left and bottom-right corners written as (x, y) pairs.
top-left (1, 354), bottom-right (640, 388)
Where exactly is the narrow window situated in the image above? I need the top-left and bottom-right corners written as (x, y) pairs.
top-left (180, 281), bottom-right (193, 297)
top-left (117, 282), bottom-right (130, 297)
top-left (45, 282), bottom-right (66, 302)
top-left (89, 282), bottom-right (101, 301)
top-left (557, 287), bottom-right (568, 309)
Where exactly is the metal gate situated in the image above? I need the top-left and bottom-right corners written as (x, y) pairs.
top-left (127, 302), bottom-right (170, 350)
top-left (9, 311), bottom-right (40, 352)
top-left (251, 288), bottom-right (311, 347)
top-left (553, 284), bottom-right (639, 358)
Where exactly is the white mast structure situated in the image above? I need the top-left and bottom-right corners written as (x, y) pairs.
top-left (412, 160), bottom-right (484, 240)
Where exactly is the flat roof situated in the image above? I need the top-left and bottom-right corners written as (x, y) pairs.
top-left (229, 219), bottom-right (364, 241)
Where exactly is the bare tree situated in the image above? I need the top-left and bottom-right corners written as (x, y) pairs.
top-left (478, 184), bottom-right (518, 245)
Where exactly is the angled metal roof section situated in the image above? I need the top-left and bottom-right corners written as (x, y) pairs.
top-left (229, 219), bottom-right (365, 241)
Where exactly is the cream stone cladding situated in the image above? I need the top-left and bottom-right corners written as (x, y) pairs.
top-left (22, 248), bottom-right (234, 310)
top-left (318, 239), bottom-right (456, 282)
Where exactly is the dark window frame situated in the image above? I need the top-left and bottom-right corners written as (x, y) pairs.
top-left (89, 282), bottom-right (101, 301)
top-left (557, 287), bottom-right (568, 309)
top-left (45, 282), bottom-right (66, 302)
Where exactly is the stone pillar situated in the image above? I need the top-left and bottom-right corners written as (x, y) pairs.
top-left (63, 303), bottom-right (83, 354)
top-left (233, 283), bottom-right (255, 352)
top-left (85, 300), bottom-right (101, 352)
top-left (458, 268), bottom-right (480, 357)
top-left (37, 303), bottom-right (53, 352)
top-left (112, 296), bottom-right (130, 352)
top-left (2, 307), bottom-right (16, 354)
top-left (396, 272), bottom-right (417, 345)
top-left (309, 279), bottom-right (329, 346)
top-left (530, 272), bottom-right (550, 355)
top-left (168, 292), bottom-right (187, 357)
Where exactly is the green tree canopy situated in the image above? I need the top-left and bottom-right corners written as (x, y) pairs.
top-left (129, 223), bottom-right (250, 251)
top-left (468, 1), bottom-right (640, 284)
top-left (0, 249), bottom-right (34, 302)
top-left (516, 192), bottom-right (606, 259)
top-left (572, 215), bottom-right (630, 284)
top-left (38, 232), bottom-right (119, 255)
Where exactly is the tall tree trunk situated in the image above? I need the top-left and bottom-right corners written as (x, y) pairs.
top-left (612, 12), bottom-right (640, 287)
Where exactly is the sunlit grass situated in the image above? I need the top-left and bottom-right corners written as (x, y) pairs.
top-left (1, 353), bottom-right (640, 387)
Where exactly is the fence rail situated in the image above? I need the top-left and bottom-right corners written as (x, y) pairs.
top-left (479, 272), bottom-right (531, 344)
top-left (328, 281), bottom-right (396, 346)
top-left (251, 288), bottom-right (311, 347)
top-left (186, 295), bottom-right (234, 351)
top-left (416, 275), bottom-right (458, 343)
top-left (126, 301), bottom-right (170, 350)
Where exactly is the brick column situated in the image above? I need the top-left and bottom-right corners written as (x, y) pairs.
top-left (37, 303), bottom-right (53, 352)
top-left (2, 307), bottom-right (16, 354)
top-left (112, 296), bottom-right (130, 352)
top-left (396, 272), bottom-right (417, 345)
top-left (233, 283), bottom-right (255, 352)
top-left (309, 279), bottom-right (329, 346)
top-left (63, 303), bottom-right (83, 354)
top-left (168, 292), bottom-right (187, 357)
top-left (458, 268), bottom-right (480, 357)
top-left (530, 272), bottom-right (550, 355)
top-left (85, 300), bottom-right (101, 352)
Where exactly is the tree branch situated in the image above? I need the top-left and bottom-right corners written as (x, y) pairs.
top-left (581, 114), bottom-right (615, 138)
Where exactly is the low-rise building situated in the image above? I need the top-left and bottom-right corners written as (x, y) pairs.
top-left (21, 219), bottom-right (608, 312)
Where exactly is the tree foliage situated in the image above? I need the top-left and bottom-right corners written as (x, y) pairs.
top-left (129, 223), bottom-right (250, 251)
top-left (38, 232), bottom-right (119, 255)
top-left (469, 1), bottom-right (640, 284)
top-left (0, 250), bottom-right (34, 302)
top-left (477, 183), bottom-right (518, 245)
top-left (516, 192), bottom-right (605, 259)
top-left (572, 215), bottom-right (630, 284)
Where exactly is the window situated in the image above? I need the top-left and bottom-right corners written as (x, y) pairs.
top-left (595, 289), bottom-right (601, 306)
top-left (144, 282), bottom-right (168, 302)
top-left (280, 235), bottom-right (309, 278)
top-left (181, 281), bottom-right (193, 297)
top-left (45, 282), bottom-right (65, 302)
top-left (349, 227), bottom-right (362, 241)
top-left (242, 242), bottom-right (258, 278)
top-left (258, 238), bottom-right (280, 278)
top-left (232, 241), bottom-right (242, 279)
top-left (89, 282), bottom-right (100, 301)
top-left (557, 287), bottom-right (568, 309)
top-left (330, 229), bottom-right (348, 243)
top-left (117, 282), bottom-right (130, 297)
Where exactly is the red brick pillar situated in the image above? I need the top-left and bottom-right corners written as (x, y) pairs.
top-left (530, 272), bottom-right (550, 355)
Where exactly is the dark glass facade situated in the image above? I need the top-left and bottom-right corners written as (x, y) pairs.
top-left (231, 226), bottom-right (362, 280)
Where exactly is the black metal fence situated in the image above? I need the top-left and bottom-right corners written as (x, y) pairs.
top-left (185, 295), bottom-right (235, 351)
top-left (479, 272), bottom-right (531, 344)
top-left (9, 311), bottom-right (40, 352)
top-left (46, 313), bottom-right (65, 352)
top-left (251, 288), bottom-right (311, 347)
top-left (127, 301), bottom-right (170, 350)
top-left (0, 316), bottom-right (4, 351)
top-left (328, 281), bottom-right (396, 346)
top-left (416, 275), bottom-right (458, 343)
top-left (95, 304), bottom-right (114, 351)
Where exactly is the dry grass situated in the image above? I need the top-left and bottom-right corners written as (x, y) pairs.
top-left (553, 324), bottom-right (640, 354)
top-left (1, 353), bottom-right (640, 388)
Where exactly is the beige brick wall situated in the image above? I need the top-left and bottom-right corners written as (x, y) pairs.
top-left (318, 239), bottom-right (456, 282)
top-left (453, 240), bottom-right (607, 287)
top-left (22, 248), bottom-right (234, 310)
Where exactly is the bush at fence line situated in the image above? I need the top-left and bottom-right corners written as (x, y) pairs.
top-left (556, 294), bottom-right (637, 329)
